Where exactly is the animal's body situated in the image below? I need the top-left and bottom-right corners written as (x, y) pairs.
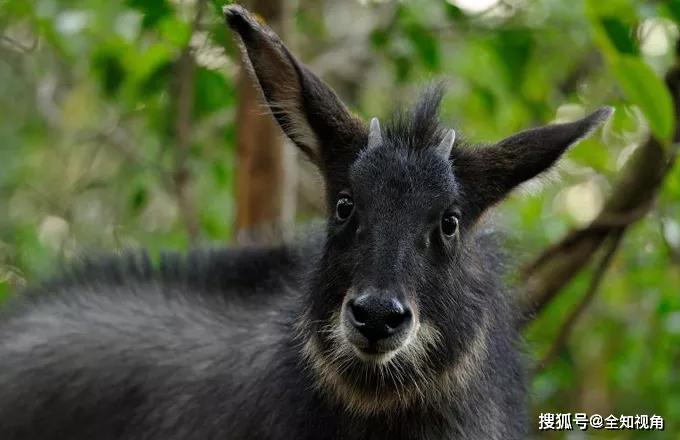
top-left (0, 5), bottom-right (611, 439)
top-left (0, 240), bottom-right (519, 439)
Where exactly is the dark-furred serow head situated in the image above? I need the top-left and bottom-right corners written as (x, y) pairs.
top-left (224, 4), bottom-right (611, 414)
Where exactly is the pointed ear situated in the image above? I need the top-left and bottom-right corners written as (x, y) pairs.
top-left (454, 107), bottom-right (613, 222)
top-left (224, 5), bottom-right (365, 171)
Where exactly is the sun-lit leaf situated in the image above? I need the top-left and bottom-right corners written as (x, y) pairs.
top-left (158, 16), bottom-right (191, 48)
top-left (612, 56), bottom-right (675, 141)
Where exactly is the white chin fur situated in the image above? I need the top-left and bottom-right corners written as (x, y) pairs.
top-left (351, 346), bottom-right (398, 364)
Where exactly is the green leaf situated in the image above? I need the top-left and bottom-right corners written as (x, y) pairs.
top-left (137, 60), bottom-right (172, 96)
top-left (193, 68), bottom-right (233, 117)
top-left (491, 29), bottom-right (533, 88)
top-left (665, 0), bottom-right (680, 24)
top-left (600, 16), bottom-right (638, 55)
top-left (125, 0), bottom-right (172, 29)
top-left (127, 42), bottom-right (174, 90)
top-left (211, 0), bottom-right (233, 16)
top-left (403, 23), bottom-right (440, 71)
top-left (130, 185), bottom-right (148, 212)
top-left (393, 55), bottom-right (412, 82)
top-left (0, 283), bottom-right (9, 304)
top-left (586, 0), bottom-right (637, 21)
top-left (586, 0), bottom-right (639, 60)
top-left (444, 3), bottom-right (464, 21)
top-left (370, 29), bottom-right (389, 49)
top-left (92, 49), bottom-right (126, 96)
top-left (612, 56), bottom-right (675, 141)
top-left (158, 16), bottom-right (190, 48)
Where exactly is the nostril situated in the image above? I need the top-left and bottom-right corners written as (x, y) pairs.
top-left (349, 299), bottom-right (369, 325)
top-left (385, 308), bottom-right (411, 329)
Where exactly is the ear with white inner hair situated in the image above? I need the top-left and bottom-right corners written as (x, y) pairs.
top-left (367, 117), bottom-right (382, 151)
top-left (453, 106), bottom-right (613, 223)
top-left (223, 4), bottom-right (364, 168)
top-left (435, 129), bottom-right (456, 160)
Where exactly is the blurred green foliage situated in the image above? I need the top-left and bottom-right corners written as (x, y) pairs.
top-left (1, 0), bottom-right (679, 437)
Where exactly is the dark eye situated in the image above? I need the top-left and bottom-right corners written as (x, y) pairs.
top-left (441, 213), bottom-right (459, 238)
top-left (335, 194), bottom-right (354, 221)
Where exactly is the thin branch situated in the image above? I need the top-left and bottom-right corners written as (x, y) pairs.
top-left (77, 123), bottom-right (169, 182)
top-left (519, 139), bottom-right (670, 326)
top-left (1, 34), bottom-right (38, 53)
top-left (170, 0), bottom-right (208, 242)
top-left (519, 41), bottom-right (680, 326)
top-left (532, 230), bottom-right (624, 374)
top-left (522, 202), bottom-right (651, 278)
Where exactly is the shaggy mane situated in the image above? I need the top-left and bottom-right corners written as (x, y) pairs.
top-left (383, 83), bottom-right (448, 151)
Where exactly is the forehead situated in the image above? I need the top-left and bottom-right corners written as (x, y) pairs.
top-left (349, 145), bottom-right (457, 208)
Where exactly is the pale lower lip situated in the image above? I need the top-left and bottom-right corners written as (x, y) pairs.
top-left (351, 345), bottom-right (397, 363)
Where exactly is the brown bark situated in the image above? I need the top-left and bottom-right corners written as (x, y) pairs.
top-left (170, 0), bottom-right (207, 243)
top-left (234, 0), bottom-right (296, 243)
top-left (533, 230), bottom-right (624, 373)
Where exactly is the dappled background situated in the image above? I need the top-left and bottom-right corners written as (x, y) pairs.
top-left (1, 0), bottom-right (679, 437)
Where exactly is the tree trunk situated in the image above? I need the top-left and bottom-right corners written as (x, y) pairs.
top-left (234, 0), bottom-right (296, 243)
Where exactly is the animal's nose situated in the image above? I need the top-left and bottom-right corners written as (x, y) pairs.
top-left (347, 294), bottom-right (412, 342)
